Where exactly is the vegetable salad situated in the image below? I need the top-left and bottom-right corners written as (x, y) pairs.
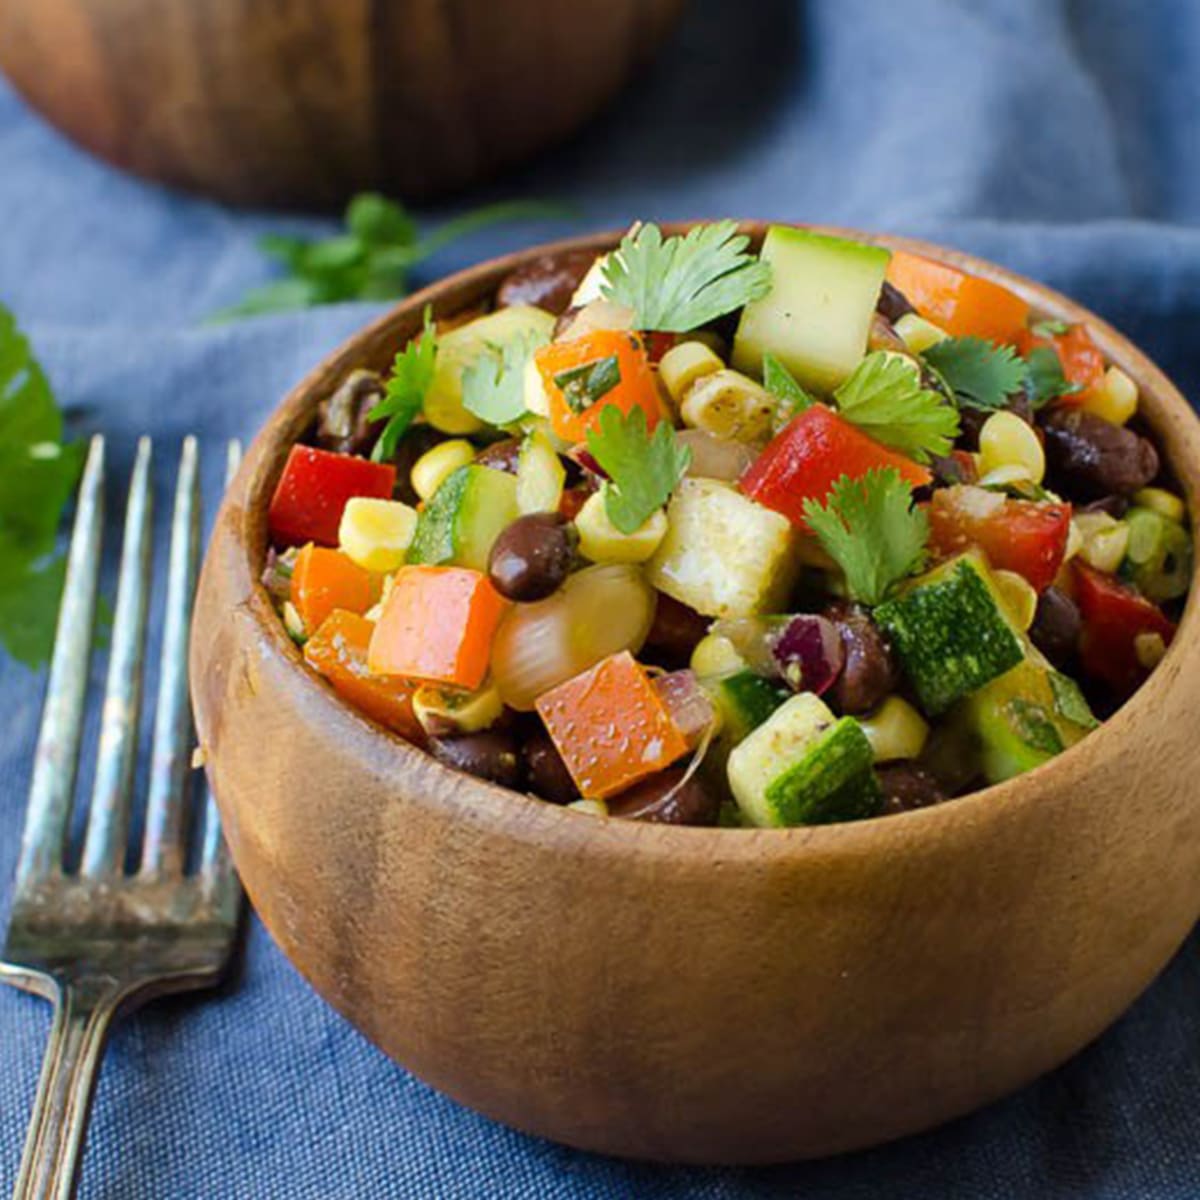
top-left (264, 222), bottom-right (1191, 827)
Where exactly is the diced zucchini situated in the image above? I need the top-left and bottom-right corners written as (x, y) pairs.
top-left (516, 429), bottom-right (565, 514)
top-left (647, 478), bottom-right (796, 618)
top-left (874, 552), bottom-right (1025, 716)
top-left (962, 659), bottom-right (1097, 784)
top-left (407, 465), bottom-right (518, 572)
top-left (727, 693), bottom-right (880, 827)
top-left (1122, 506), bottom-right (1192, 602)
top-left (708, 669), bottom-right (791, 746)
top-left (732, 227), bottom-right (891, 392)
top-left (424, 306), bottom-right (555, 434)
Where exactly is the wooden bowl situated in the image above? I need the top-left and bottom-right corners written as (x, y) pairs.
top-left (190, 224), bottom-right (1200, 1163)
top-left (0, 0), bottom-right (686, 207)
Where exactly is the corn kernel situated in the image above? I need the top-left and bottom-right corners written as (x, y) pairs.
top-left (689, 634), bottom-right (745, 678)
top-left (659, 341), bottom-right (725, 404)
top-left (413, 680), bottom-right (503, 736)
top-left (894, 313), bottom-right (949, 354)
top-left (338, 497), bottom-right (418, 572)
top-left (575, 490), bottom-right (666, 563)
top-left (858, 696), bottom-right (930, 763)
top-left (992, 569), bottom-right (1038, 630)
top-left (1081, 365), bottom-right (1138, 425)
top-left (1133, 486), bottom-right (1185, 524)
top-left (978, 411), bottom-right (1045, 485)
top-left (681, 369), bottom-right (776, 443)
top-left (1134, 631), bottom-right (1167, 670)
top-left (411, 439), bottom-right (475, 501)
top-left (1075, 511), bottom-right (1130, 573)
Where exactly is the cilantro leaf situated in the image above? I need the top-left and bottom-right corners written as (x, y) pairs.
top-left (584, 405), bottom-right (691, 534)
top-left (600, 221), bottom-right (772, 333)
top-left (215, 195), bottom-right (570, 320)
top-left (461, 328), bottom-right (548, 427)
top-left (367, 308), bottom-right (437, 461)
top-left (762, 352), bottom-right (814, 418)
top-left (832, 352), bottom-right (959, 463)
top-left (1024, 345), bottom-right (1081, 409)
top-left (802, 469), bottom-right (929, 606)
top-left (921, 336), bottom-right (1027, 410)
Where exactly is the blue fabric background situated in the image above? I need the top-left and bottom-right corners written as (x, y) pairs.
top-left (2, 0), bottom-right (1199, 1194)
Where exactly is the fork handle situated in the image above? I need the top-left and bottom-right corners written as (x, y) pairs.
top-left (14, 980), bottom-right (123, 1200)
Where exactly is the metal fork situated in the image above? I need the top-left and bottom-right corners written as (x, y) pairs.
top-left (1, 435), bottom-right (243, 1200)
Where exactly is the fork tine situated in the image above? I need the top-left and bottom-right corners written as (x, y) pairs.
top-left (141, 437), bottom-right (201, 877)
top-left (80, 437), bottom-right (153, 878)
top-left (201, 440), bottom-right (242, 894)
top-left (15, 436), bottom-right (106, 888)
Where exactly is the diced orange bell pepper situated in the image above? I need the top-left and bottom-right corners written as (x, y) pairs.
top-left (535, 330), bottom-right (665, 443)
top-left (291, 544), bottom-right (377, 635)
top-left (304, 610), bottom-right (423, 741)
top-left (367, 566), bottom-right (506, 690)
top-left (535, 650), bottom-right (689, 799)
top-left (1014, 323), bottom-right (1105, 404)
top-left (887, 251), bottom-right (1030, 345)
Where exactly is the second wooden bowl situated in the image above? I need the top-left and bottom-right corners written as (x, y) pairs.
top-left (190, 225), bottom-right (1200, 1163)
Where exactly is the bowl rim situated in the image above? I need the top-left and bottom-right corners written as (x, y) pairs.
top-left (219, 220), bottom-right (1200, 859)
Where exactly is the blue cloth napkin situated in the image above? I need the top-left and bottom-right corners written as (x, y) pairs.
top-left (2, 0), bottom-right (1199, 1195)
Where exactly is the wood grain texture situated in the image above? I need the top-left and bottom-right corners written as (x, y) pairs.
top-left (190, 225), bottom-right (1200, 1162)
top-left (0, 0), bottom-right (686, 207)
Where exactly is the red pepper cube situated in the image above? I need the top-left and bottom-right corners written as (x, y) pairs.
top-left (535, 651), bottom-right (689, 800)
top-left (368, 566), bottom-right (506, 690)
top-left (740, 405), bottom-right (930, 529)
top-left (268, 445), bottom-right (396, 547)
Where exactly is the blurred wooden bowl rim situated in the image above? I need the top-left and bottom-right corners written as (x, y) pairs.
top-left (190, 223), bottom-right (1200, 1162)
top-left (0, 0), bottom-right (687, 207)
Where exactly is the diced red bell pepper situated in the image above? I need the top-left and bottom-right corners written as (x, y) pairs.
top-left (290, 544), bottom-right (377, 634)
top-left (886, 251), bottom-right (1030, 344)
top-left (929, 487), bottom-right (1071, 592)
top-left (1014, 323), bottom-right (1105, 404)
top-left (740, 404), bottom-right (930, 527)
top-left (367, 566), bottom-right (506, 690)
top-left (304, 610), bottom-right (423, 742)
top-left (268, 445), bottom-right (396, 547)
top-left (1073, 561), bottom-right (1176, 695)
top-left (535, 651), bottom-right (689, 799)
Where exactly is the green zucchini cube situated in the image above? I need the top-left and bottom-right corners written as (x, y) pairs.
top-left (727, 692), bottom-right (880, 827)
top-left (407, 464), bottom-right (519, 572)
top-left (710, 669), bottom-right (792, 746)
top-left (875, 552), bottom-right (1025, 716)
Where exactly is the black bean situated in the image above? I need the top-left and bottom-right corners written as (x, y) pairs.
top-left (1040, 407), bottom-right (1159, 497)
top-left (475, 437), bottom-right (523, 475)
top-left (877, 280), bottom-right (916, 323)
top-left (1079, 494), bottom-right (1129, 519)
top-left (313, 369), bottom-right (385, 457)
top-left (823, 601), bottom-right (898, 715)
top-left (644, 595), bottom-right (710, 669)
top-left (606, 768), bottom-right (719, 826)
top-left (487, 513), bottom-right (575, 602)
top-left (495, 250), bottom-right (596, 316)
top-left (523, 730), bottom-right (579, 805)
top-left (930, 452), bottom-right (977, 488)
top-left (429, 731), bottom-right (524, 790)
top-left (1029, 586), bottom-right (1082, 668)
top-left (877, 763), bottom-right (947, 816)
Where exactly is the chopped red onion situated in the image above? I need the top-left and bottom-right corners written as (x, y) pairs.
top-left (567, 446), bottom-right (610, 480)
top-left (653, 670), bottom-right (716, 748)
top-left (768, 615), bottom-right (845, 695)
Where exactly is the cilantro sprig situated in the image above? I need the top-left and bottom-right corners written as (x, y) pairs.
top-left (833, 352), bottom-right (959, 463)
top-left (600, 221), bottom-right (772, 333)
top-left (0, 305), bottom-right (84, 666)
top-left (461, 329), bottom-right (549, 427)
top-left (216, 194), bottom-right (570, 320)
top-left (367, 308), bottom-right (437, 461)
top-left (1024, 345), bottom-right (1081, 408)
top-left (921, 336), bottom-right (1027, 411)
top-left (802, 469), bottom-right (929, 607)
top-left (584, 405), bottom-right (691, 534)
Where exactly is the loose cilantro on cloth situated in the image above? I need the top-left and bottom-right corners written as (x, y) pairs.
top-left (600, 221), bottom-right (772, 333)
top-left (802, 469), bottom-right (929, 606)
top-left (461, 330), bottom-right (549, 426)
top-left (921, 336), bottom-right (1028, 410)
top-left (0, 305), bottom-right (84, 666)
top-left (216, 194), bottom-right (570, 320)
top-left (584, 405), bottom-right (691, 534)
top-left (833, 352), bottom-right (959, 463)
top-left (367, 308), bottom-right (438, 461)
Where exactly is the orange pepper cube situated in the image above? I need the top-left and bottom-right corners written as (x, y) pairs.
top-left (535, 651), bottom-right (689, 800)
top-left (368, 566), bottom-right (505, 690)
top-left (291, 544), bottom-right (376, 635)
top-left (304, 610), bottom-right (422, 741)
top-left (535, 330), bottom-right (664, 443)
